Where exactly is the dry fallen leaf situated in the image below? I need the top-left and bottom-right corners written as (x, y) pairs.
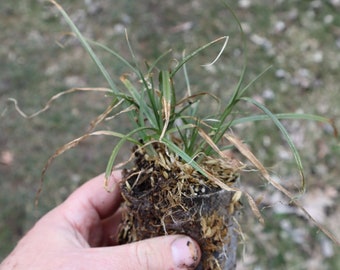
top-left (0, 150), bottom-right (14, 166)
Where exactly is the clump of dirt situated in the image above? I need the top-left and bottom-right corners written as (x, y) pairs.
top-left (118, 143), bottom-right (242, 269)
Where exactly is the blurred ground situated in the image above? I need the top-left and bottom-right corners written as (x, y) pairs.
top-left (1, 0), bottom-right (340, 269)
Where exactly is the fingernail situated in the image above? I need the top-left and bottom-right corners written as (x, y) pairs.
top-left (171, 236), bottom-right (201, 269)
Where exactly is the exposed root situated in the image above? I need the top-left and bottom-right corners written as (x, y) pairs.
top-left (118, 142), bottom-right (242, 269)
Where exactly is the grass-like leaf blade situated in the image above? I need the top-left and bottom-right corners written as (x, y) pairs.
top-left (241, 97), bottom-right (306, 192)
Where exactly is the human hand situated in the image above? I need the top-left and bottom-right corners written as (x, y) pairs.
top-left (0, 172), bottom-right (201, 270)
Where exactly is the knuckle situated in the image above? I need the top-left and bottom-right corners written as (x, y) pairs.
top-left (133, 240), bottom-right (152, 269)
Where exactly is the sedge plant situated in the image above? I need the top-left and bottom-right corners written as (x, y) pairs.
top-left (6, 0), bottom-right (338, 268)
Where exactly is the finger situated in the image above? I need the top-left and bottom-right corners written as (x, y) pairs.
top-left (63, 171), bottom-right (122, 220)
top-left (92, 208), bottom-right (123, 247)
top-left (52, 172), bottom-right (122, 242)
top-left (83, 235), bottom-right (201, 270)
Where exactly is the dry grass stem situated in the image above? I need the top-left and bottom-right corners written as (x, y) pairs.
top-left (4, 87), bottom-right (112, 119)
top-left (225, 133), bottom-right (340, 245)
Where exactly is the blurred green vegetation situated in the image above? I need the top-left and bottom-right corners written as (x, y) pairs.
top-left (1, 0), bottom-right (339, 268)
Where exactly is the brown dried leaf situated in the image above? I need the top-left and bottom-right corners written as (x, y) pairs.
top-left (6, 87), bottom-right (112, 119)
top-left (0, 150), bottom-right (14, 166)
top-left (36, 130), bottom-right (119, 204)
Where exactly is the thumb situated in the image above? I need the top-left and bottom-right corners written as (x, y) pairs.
top-left (87, 235), bottom-right (201, 270)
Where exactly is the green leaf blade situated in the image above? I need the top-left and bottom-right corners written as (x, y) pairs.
top-left (241, 97), bottom-right (306, 192)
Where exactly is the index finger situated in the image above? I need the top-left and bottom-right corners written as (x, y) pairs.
top-left (64, 171), bottom-right (123, 220)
